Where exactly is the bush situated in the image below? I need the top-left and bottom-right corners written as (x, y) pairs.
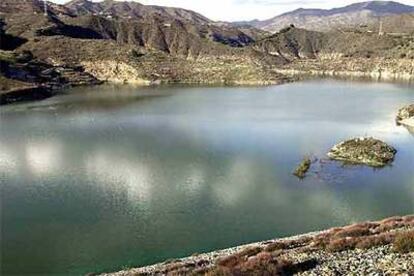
top-left (211, 255), bottom-right (314, 276)
top-left (237, 246), bottom-right (262, 258)
top-left (326, 237), bottom-right (359, 252)
top-left (393, 231), bottom-right (414, 253)
top-left (334, 225), bottom-right (371, 238)
top-left (264, 242), bottom-right (286, 252)
top-left (355, 232), bottom-right (395, 249)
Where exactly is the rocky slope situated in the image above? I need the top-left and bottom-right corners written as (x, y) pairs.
top-left (0, 0), bottom-right (283, 105)
top-left (245, 1), bottom-right (414, 33)
top-left (101, 215), bottom-right (414, 275)
top-left (1, 0), bottom-right (413, 105)
top-left (65, 0), bottom-right (211, 25)
top-left (16, 35), bottom-right (286, 85)
top-left (253, 26), bottom-right (414, 80)
top-left (254, 26), bottom-right (406, 59)
top-left (0, 49), bottom-right (100, 104)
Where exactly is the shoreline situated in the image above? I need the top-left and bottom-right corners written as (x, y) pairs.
top-left (0, 85), bottom-right (54, 105)
top-left (1, 70), bottom-right (412, 106)
top-left (274, 68), bottom-right (414, 83)
top-left (100, 214), bottom-right (414, 276)
top-left (0, 76), bottom-right (288, 106)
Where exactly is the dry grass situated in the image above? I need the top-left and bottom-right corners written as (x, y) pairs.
top-left (355, 232), bottom-right (395, 249)
top-left (326, 237), bottom-right (359, 252)
top-left (236, 246), bottom-right (263, 258)
top-left (333, 225), bottom-right (372, 238)
top-left (264, 242), bottom-right (286, 252)
top-left (138, 215), bottom-right (414, 275)
top-left (211, 252), bottom-right (318, 276)
top-left (393, 231), bottom-right (414, 253)
top-left (310, 219), bottom-right (411, 253)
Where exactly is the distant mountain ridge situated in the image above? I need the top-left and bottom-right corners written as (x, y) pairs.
top-left (240, 1), bottom-right (414, 32)
top-left (65, 0), bottom-right (211, 24)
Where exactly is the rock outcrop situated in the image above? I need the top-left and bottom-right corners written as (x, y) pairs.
top-left (396, 104), bottom-right (414, 133)
top-left (327, 137), bottom-right (397, 167)
top-left (396, 104), bottom-right (414, 123)
top-left (0, 49), bottom-right (100, 105)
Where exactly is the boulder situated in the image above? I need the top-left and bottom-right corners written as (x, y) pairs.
top-left (327, 137), bottom-right (396, 167)
top-left (396, 104), bottom-right (414, 125)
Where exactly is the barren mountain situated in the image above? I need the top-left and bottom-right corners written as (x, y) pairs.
top-left (1, 0), bottom-right (260, 51)
top-left (65, 0), bottom-right (211, 25)
top-left (245, 1), bottom-right (414, 33)
top-left (253, 25), bottom-right (408, 60)
top-left (1, 0), bottom-right (413, 105)
top-left (367, 12), bottom-right (414, 33)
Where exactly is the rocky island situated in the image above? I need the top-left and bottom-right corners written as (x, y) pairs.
top-left (327, 137), bottom-right (397, 167)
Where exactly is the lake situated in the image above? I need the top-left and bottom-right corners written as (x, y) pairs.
top-left (1, 80), bottom-right (413, 275)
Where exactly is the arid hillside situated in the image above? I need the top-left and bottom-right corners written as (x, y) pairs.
top-left (242, 1), bottom-right (414, 33)
top-left (1, 0), bottom-right (413, 105)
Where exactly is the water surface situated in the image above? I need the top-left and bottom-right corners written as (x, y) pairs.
top-left (1, 80), bottom-right (413, 275)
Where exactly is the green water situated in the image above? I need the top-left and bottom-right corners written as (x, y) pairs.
top-left (1, 80), bottom-right (413, 275)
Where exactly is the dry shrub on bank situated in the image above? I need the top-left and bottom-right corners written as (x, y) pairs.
top-left (403, 215), bottom-right (414, 223)
top-left (211, 252), bottom-right (318, 276)
top-left (264, 236), bottom-right (313, 253)
top-left (216, 255), bottom-right (239, 268)
top-left (154, 215), bottom-right (414, 275)
top-left (237, 246), bottom-right (263, 258)
top-left (216, 246), bottom-right (263, 268)
top-left (264, 242), bottom-right (286, 252)
top-left (376, 218), bottom-right (405, 233)
top-left (309, 218), bottom-right (414, 252)
top-left (212, 252), bottom-right (291, 276)
top-left (355, 232), bottom-right (395, 249)
top-left (393, 231), bottom-right (414, 253)
top-left (326, 237), bottom-right (360, 252)
top-left (333, 224), bottom-right (372, 238)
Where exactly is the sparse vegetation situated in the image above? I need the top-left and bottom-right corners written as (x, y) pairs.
top-left (393, 231), bottom-right (414, 253)
top-left (0, 50), bottom-right (18, 64)
top-left (293, 157), bottom-right (311, 178)
top-left (333, 224), bottom-right (372, 238)
top-left (211, 252), bottom-right (318, 276)
top-left (211, 253), bottom-right (295, 276)
top-left (121, 216), bottom-right (414, 275)
top-left (356, 232), bottom-right (395, 249)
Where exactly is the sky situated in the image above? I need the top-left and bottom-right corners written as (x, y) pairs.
top-left (49, 0), bottom-right (414, 21)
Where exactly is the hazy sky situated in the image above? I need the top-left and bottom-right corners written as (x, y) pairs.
top-left (49, 0), bottom-right (414, 21)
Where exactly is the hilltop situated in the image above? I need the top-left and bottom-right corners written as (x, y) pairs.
top-left (241, 1), bottom-right (414, 33)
